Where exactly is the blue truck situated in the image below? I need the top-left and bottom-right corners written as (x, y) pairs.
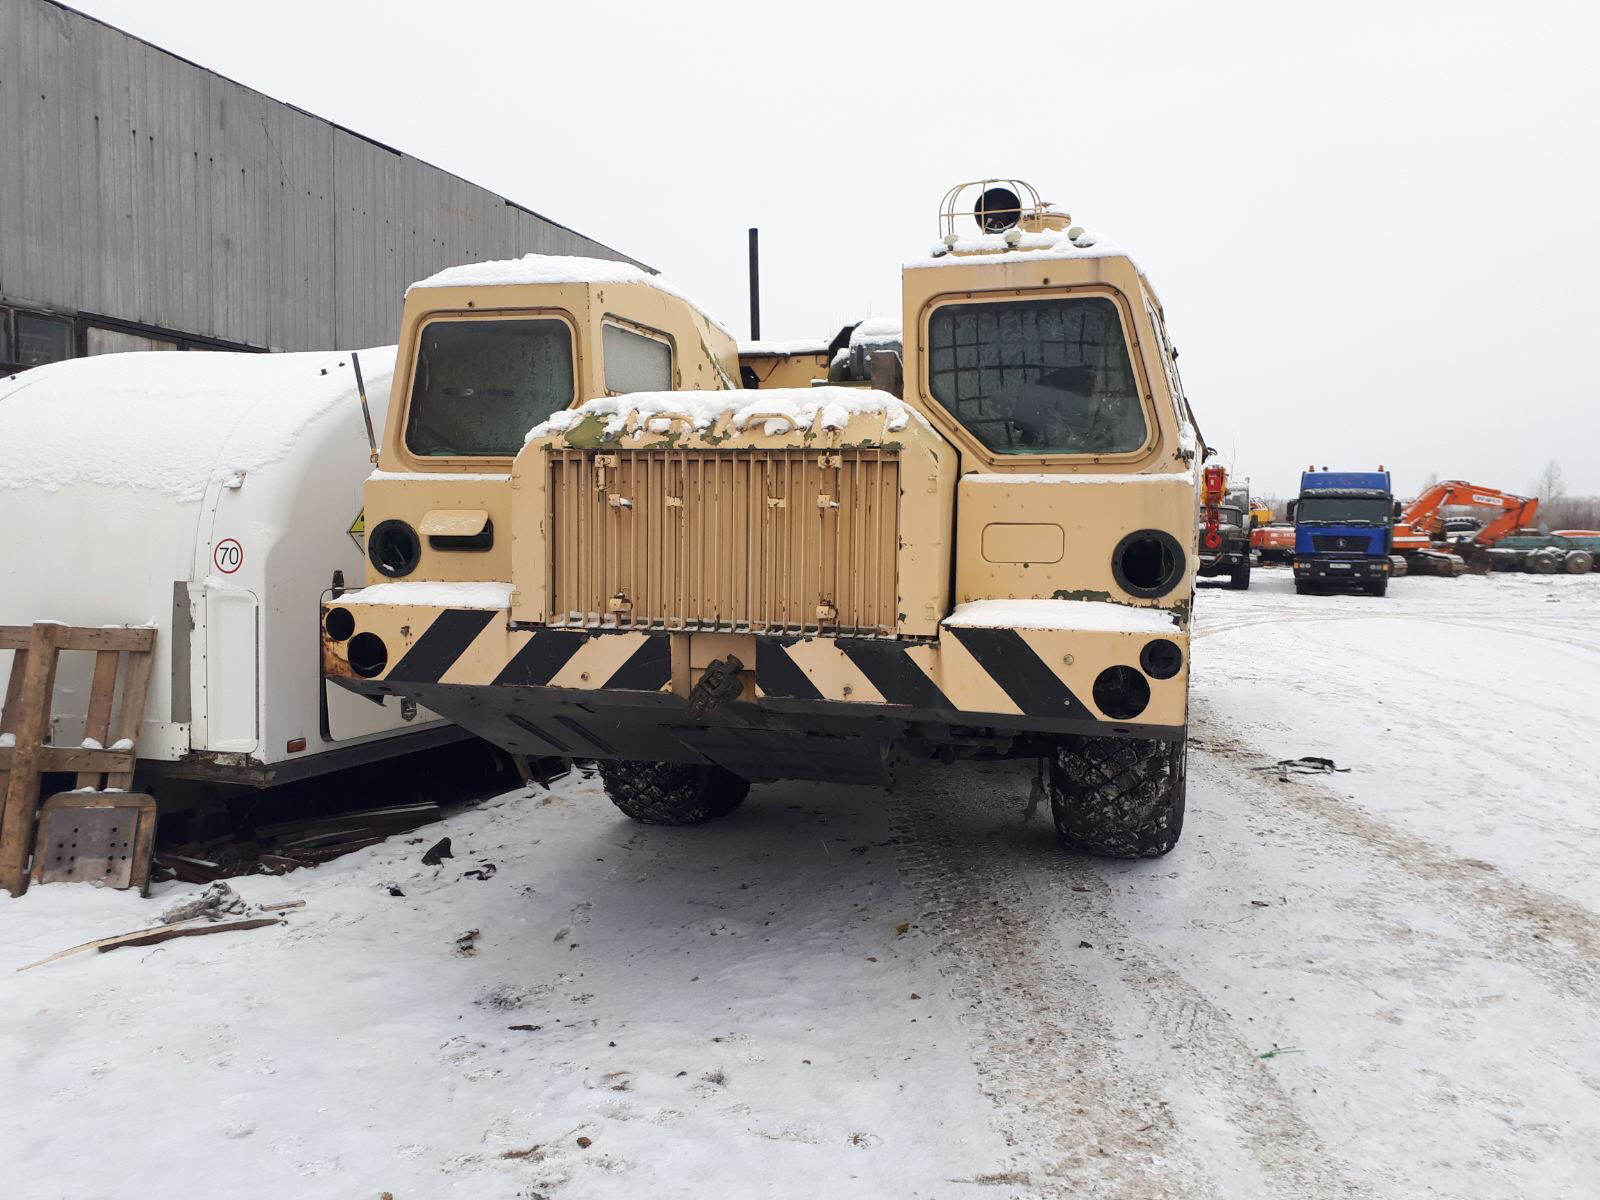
top-left (1290, 469), bottom-right (1396, 596)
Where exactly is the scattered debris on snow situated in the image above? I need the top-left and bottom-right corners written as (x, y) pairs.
top-left (1253, 755), bottom-right (1352, 781)
top-left (422, 836), bottom-right (454, 866)
top-left (160, 881), bottom-right (248, 924)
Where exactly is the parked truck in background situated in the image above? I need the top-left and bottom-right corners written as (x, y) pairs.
top-left (1292, 468), bottom-right (1395, 596)
top-left (1196, 465), bottom-right (1252, 589)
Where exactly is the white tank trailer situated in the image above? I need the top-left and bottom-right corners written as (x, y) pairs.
top-left (0, 347), bottom-right (460, 799)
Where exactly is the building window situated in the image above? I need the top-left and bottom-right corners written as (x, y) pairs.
top-left (0, 310), bottom-right (11, 366)
top-left (87, 325), bottom-right (179, 355)
top-left (602, 321), bottom-right (673, 394)
top-left (14, 312), bottom-right (75, 368)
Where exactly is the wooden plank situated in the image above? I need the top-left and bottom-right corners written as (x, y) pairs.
top-left (105, 645), bottom-right (154, 792)
top-left (0, 623), bottom-right (68, 896)
top-left (0, 642), bottom-right (29, 830)
top-left (75, 649), bottom-right (121, 787)
top-left (127, 792), bottom-right (159, 896)
top-left (16, 918), bottom-right (208, 971)
top-left (65, 628), bottom-right (157, 653)
top-left (0, 643), bottom-right (28, 729)
top-left (0, 626), bottom-right (154, 653)
top-left (97, 917), bottom-right (280, 954)
top-left (253, 802), bottom-right (440, 840)
top-left (0, 747), bottom-right (137, 774)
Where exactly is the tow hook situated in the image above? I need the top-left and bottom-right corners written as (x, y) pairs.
top-left (687, 654), bottom-right (746, 718)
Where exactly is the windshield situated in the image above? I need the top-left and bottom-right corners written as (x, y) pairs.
top-left (405, 317), bottom-right (574, 457)
top-left (1297, 496), bottom-right (1392, 525)
top-left (928, 296), bottom-right (1146, 455)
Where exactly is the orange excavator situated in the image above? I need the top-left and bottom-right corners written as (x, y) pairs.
top-left (1395, 481), bottom-right (1540, 575)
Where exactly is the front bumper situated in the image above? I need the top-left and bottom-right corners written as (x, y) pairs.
top-left (321, 598), bottom-right (1190, 775)
top-left (1198, 550), bottom-right (1248, 574)
top-left (1294, 556), bottom-right (1390, 582)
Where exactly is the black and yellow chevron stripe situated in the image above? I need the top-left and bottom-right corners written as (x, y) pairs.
top-left (340, 606), bottom-right (1185, 729)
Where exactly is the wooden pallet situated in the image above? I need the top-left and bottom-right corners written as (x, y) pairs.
top-left (0, 622), bottom-right (156, 897)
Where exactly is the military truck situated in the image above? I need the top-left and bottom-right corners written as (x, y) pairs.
top-left (321, 181), bottom-right (1203, 858)
top-left (1195, 465), bottom-right (1253, 589)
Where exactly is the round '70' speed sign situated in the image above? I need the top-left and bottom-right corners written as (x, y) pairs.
top-left (213, 538), bottom-right (243, 574)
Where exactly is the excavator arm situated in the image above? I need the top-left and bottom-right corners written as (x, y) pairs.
top-left (1400, 481), bottom-right (1538, 545)
top-left (1397, 481), bottom-right (1540, 572)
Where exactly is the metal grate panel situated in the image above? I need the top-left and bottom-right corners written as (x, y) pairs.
top-left (548, 447), bottom-right (900, 636)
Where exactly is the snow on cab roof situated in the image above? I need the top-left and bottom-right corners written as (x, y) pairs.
top-left (527, 386), bottom-right (930, 443)
top-left (850, 317), bottom-right (901, 347)
top-left (0, 347), bottom-right (397, 503)
top-left (409, 253), bottom-right (658, 293)
top-left (407, 253), bottom-right (732, 338)
top-left (738, 338), bottom-right (832, 357)
top-left (904, 226), bottom-right (1133, 271)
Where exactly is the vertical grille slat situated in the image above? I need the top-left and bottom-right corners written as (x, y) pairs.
top-left (549, 447), bottom-right (901, 636)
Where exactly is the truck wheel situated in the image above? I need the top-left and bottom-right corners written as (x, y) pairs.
top-left (1230, 560), bottom-right (1251, 590)
top-left (596, 760), bottom-right (750, 826)
top-left (1294, 580), bottom-right (1312, 595)
top-left (1048, 736), bottom-right (1186, 859)
top-left (1366, 580), bottom-right (1388, 597)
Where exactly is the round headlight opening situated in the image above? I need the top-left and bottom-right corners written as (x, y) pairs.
top-left (347, 632), bottom-right (388, 678)
top-left (1093, 665), bottom-right (1151, 721)
top-left (369, 520), bottom-right (421, 578)
top-left (1112, 529), bottom-right (1184, 598)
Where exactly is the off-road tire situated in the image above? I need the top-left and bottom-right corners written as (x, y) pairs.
top-left (1230, 560), bottom-right (1252, 590)
top-left (1048, 735), bottom-right (1186, 859)
top-left (1366, 580), bottom-right (1388, 597)
top-left (1294, 579), bottom-right (1312, 595)
top-left (597, 760), bottom-right (750, 826)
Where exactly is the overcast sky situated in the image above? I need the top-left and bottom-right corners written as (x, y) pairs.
top-left (73, 0), bottom-right (1600, 499)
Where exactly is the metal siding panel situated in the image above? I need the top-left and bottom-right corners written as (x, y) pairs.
top-left (4, 0), bottom-right (641, 351)
top-left (0, 1), bottom-right (18, 298)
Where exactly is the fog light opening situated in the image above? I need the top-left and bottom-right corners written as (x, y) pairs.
top-left (347, 632), bottom-right (389, 678)
top-left (1093, 665), bottom-right (1151, 721)
top-left (1139, 638), bottom-right (1183, 680)
top-left (324, 606), bottom-right (356, 642)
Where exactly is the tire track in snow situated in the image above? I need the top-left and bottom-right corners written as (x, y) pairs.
top-left (894, 763), bottom-right (1368, 1200)
top-left (1192, 720), bottom-right (1600, 1015)
top-left (1196, 595), bottom-right (1600, 657)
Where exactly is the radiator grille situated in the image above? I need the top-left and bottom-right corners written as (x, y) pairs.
top-left (547, 448), bottom-right (901, 635)
top-left (1311, 534), bottom-right (1376, 554)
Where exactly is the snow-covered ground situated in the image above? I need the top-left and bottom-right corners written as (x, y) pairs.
top-left (3, 569), bottom-right (1598, 1199)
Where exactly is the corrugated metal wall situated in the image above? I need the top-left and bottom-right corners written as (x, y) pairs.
top-left (0, 0), bottom-right (643, 351)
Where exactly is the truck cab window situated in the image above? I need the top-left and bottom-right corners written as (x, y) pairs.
top-left (405, 317), bottom-right (574, 457)
top-left (1296, 496), bottom-right (1392, 524)
top-left (602, 322), bottom-right (673, 394)
top-left (928, 296), bottom-right (1146, 455)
